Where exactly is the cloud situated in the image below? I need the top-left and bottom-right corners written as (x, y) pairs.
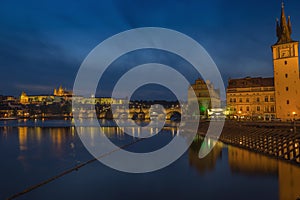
top-left (1, 0), bottom-right (300, 99)
top-left (14, 84), bottom-right (54, 95)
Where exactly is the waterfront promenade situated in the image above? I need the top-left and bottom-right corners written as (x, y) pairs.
top-left (198, 121), bottom-right (300, 165)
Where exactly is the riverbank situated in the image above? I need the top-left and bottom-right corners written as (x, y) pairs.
top-left (1, 118), bottom-right (299, 166)
top-left (198, 121), bottom-right (300, 166)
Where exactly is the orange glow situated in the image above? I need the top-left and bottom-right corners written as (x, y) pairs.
top-left (18, 127), bottom-right (28, 151)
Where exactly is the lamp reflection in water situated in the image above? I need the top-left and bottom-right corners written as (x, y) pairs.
top-left (228, 146), bottom-right (300, 200)
top-left (189, 138), bottom-right (300, 200)
top-left (278, 162), bottom-right (300, 200)
top-left (18, 127), bottom-right (29, 171)
top-left (18, 127), bottom-right (28, 151)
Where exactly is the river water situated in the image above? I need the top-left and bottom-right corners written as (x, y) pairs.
top-left (0, 119), bottom-right (299, 200)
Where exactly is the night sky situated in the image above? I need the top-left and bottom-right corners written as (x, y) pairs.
top-left (1, 0), bottom-right (300, 98)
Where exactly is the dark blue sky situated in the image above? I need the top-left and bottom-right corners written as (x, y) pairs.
top-left (1, 0), bottom-right (300, 97)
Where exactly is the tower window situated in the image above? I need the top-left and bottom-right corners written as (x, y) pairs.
top-left (286, 87), bottom-right (289, 91)
top-left (284, 61), bottom-right (288, 65)
top-left (285, 74), bottom-right (288, 78)
top-left (287, 100), bottom-right (290, 105)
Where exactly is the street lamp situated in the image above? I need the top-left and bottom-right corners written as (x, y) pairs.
top-left (238, 110), bottom-right (242, 121)
top-left (292, 111), bottom-right (297, 133)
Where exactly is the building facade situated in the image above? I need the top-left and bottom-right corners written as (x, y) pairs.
top-left (54, 85), bottom-right (73, 97)
top-left (272, 4), bottom-right (300, 120)
top-left (226, 4), bottom-right (300, 121)
top-left (20, 86), bottom-right (73, 105)
top-left (188, 79), bottom-right (221, 117)
top-left (19, 91), bottom-right (54, 105)
top-left (226, 77), bottom-right (276, 120)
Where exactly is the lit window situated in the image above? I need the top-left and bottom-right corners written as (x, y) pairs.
top-left (265, 106), bottom-right (269, 112)
top-left (271, 106), bottom-right (275, 112)
top-left (265, 96), bottom-right (268, 102)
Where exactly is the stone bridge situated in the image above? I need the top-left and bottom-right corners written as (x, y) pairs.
top-left (99, 106), bottom-right (182, 120)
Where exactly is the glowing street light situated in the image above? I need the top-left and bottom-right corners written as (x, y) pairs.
top-left (237, 110), bottom-right (242, 121)
top-left (292, 111), bottom-right (297, 134)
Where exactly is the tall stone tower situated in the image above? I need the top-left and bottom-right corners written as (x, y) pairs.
top-left (272, 3), bottom-right (300, 120)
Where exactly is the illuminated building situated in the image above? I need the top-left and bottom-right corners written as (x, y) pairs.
top-left (19, 92), bottom-right (29, 104)
top-left (272, 3), bottom-right (300, 120)
top-left (0, 104), bottom-right (14, 118)
top-left (226, 3), bottom-right (300, 121)
top-left (94, 97), bottom-right (126, 105)
top-left (95, 97), bottom-right (112, 105)
top-left (188, 79), bottom-right (221, 117)
top-left (19, 91), bottom-right (54, 105)
top-left (53, 85), bottom-right (73, 97)
top-left (19, 85), bottom-right (73, 105)
top-left (226, 77), bottom-right (276, 120)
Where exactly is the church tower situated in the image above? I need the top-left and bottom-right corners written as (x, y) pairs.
top-left (272, 3), bottom-right (300, 120)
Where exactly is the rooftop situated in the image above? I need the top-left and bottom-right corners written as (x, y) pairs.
top-left (228, 77), bottom-right (274, 89)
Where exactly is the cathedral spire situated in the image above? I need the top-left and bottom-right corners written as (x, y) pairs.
top-left (275, 2), bottom-right (293, 44)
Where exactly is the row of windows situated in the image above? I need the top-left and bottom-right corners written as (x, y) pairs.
top-left (229, 96), bottom-right (275, 103)
top-left (230, 106), bottom-right (275, 112)
top-left (228, 88), bottom-right (274, 94)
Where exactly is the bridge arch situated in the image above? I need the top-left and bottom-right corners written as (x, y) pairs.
top-left (166, 111), bottom-right (181, 121)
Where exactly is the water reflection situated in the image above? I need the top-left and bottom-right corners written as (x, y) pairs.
top-left (189, 137), bottom-right (223, 174)
top-left (2, 125), bottom-right (300, 200)
top-left (189, 138), bottom-right (300, 200)
top-left (18, 127), bottom-right (28, 151)
top-left (17, 127), bottom-right (78, 170)
top-left (228, 146), bottom-right (300, 200)
top-left (228, 146), bottom-right (278, 175)
top-left (278, 162), bottom-right (300, 200)
top-left (18, 127), bottom-right (30, 171)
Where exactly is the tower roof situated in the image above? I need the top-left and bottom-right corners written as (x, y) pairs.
top-left (275, 2), bottom-right (293, 44)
